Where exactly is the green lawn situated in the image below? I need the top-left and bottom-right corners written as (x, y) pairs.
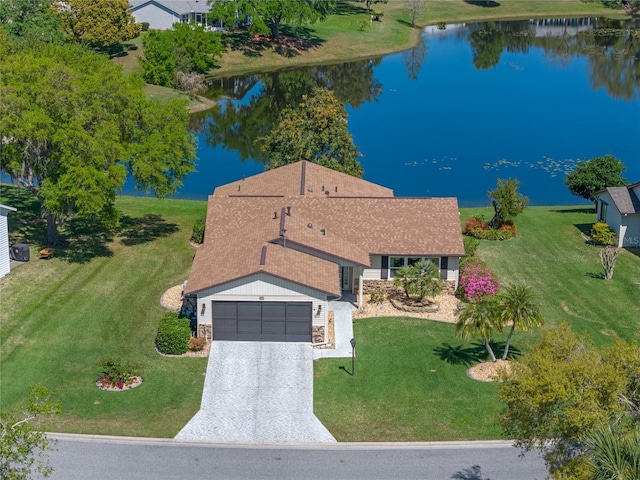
top-left (314, 317), bottom-right (504, 442)
top-left (0, 187), bottom-right (208, 437)
top-left (2, 190), bottom-right (638, 439)
top-left (314, 206), bottom-right (640, 442)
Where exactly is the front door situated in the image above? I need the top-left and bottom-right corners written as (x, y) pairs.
top-left (340, 266), bottom-right (352, 292)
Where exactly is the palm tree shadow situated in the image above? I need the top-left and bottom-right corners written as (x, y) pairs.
top-left (451, 464), bottom-right (492, 479)
top-left (433, 342), bottom-right (485, 366)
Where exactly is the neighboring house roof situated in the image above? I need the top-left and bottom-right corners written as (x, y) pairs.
top-left (129, 0), bottom-right (210, 14)
top-left (214, 161), bottom-right (394, 198)
top-left (599, 185), bottom-right (640, 215)
top-left (186, 162), bottom-right (463, 296)
top-left (0, 204), bottom-right (17, 213)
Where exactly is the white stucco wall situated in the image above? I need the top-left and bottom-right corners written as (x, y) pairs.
top-left (363, 254), bottom-right (460, 287)
top-left (196, 273), bottom-right (328, 329)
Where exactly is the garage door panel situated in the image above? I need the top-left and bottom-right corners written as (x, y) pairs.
top-left (212, 301), bottom-right (312, 342)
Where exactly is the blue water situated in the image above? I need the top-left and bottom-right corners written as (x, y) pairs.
top-left (122, 20), bottom-right (640, 205)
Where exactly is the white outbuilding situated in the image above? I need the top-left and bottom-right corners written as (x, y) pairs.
top-left (0, 204), bottom-right (17, 278)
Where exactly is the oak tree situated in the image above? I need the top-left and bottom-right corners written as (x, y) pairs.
top-left (258, 87), bottom-right (363, 177)
top-left (1, 42), bottom-right (197, 244)
top-left (564, 154), bottom-right (627, 204)
top-left (56, 0), bottom-right (140, 52)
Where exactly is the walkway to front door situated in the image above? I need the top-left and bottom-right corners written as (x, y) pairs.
top-left (175, 342), bottom-right (336, 443)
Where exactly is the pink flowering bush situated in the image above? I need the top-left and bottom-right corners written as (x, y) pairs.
top-left (459, 259), bottom-right (499, 301)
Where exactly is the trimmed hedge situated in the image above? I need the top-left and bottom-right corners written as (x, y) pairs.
top-left (155, 312), bottom-right (191, 355)
top-left (191, 216), bottom-right (205, 244)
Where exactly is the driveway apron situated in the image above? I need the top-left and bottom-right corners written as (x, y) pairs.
top-left (176, 342), bottom-right (336, 443)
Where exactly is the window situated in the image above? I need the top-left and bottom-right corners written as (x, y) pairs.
top-left (388, 256), bottom-right (439, 278)
top-left (598, 200), bottom-right (608, 222)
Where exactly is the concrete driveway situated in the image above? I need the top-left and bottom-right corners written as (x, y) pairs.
top-left (176, 342), bottom-right (336, 443)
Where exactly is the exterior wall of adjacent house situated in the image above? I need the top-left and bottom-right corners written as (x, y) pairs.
top-left (363, 254), bottom-right (461, 288)
top-left (597, 192), bottom-right (640, 248)
top-left (0, 209), bottom-right (10, 278)
top-left (130, 3), bottom-right (180, 30)
top-left (196, 272), bottom-right (328, 330)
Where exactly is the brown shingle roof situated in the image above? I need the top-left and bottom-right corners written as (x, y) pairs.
top-left (186, 193), bottom-right (464, 295)
top-left (605, 186), bottom-right (640, 215)
top-left (214, 161), bottom-right (393, 198)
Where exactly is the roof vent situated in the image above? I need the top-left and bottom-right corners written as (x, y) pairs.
top-left (335, 186), bottom-right (338, 193)
top-left (286, 206), bottom-right (291, 216)
top-left (321, 228), bottom-right (326, 236)
top-left (308, 187), bottom-right (313, 192)
top-left (260, 245), bottom-right (267, 266)
top-left (237, 185), bottom-right (241, 192)
top-left (321, 185), bottom-right (325, 192)
top-left (307, 223), bottom-right (313, 229)
top-left (273, 211), bottom-right (278, 219)
top-left (325, 190), bottom-right (330, 196)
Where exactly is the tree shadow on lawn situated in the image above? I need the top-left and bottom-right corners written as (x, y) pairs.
top-left (434, 341), bottom-right (521, 366)
top-left (464, 0), bottom-right (501, 7)
top-left (624, 247), bottom-right (640, 258)
top-left (1, 187), bottom-right (47, 246)
top-left (330, 2), bottom-right (369, 16)
top-left (118, 214), bottom-right (179, 246)
top-left (550, 207), bottom-right (595, 215)
top-left (222, 28), bottom-right (324, 58)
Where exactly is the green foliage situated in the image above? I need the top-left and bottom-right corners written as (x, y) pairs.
top-left (463, 235), bottom-right (480, 258)
top-left (455, 296), bottom-right (501, 362)
top-left (141, 22), bottom-right (150, 32)
top-left (0, 0), bottom-right (64, 43)
top-left (209, 0), bottom-right (336, 38)
top-left (0, 385), bottom-right (61, 480)
top-left (393, 259), bottom-right (442, 302)
top-left (191, 216), bottom-right (206, 244)
top-left (259, 87), bottom-right (364, 177)
top-left (565, 154), bottom-right (627, 203)
top-left (140, 23), bottom-right (223, 88)
top-left (0, 42), bottom-right (197, 244)
top-left (155, 312), bottom-right (191, 355)
top-left (57, 0), bottom-right (141, 52)
top-left (498, 323), bottom-right (640, 479)
top-left (368, 289), bottom-right (387, 304)
top-left (496, 282), bottom-right (543, 360)
top-left (585, 424), bottom-right (640, 480)
top-left (98, 357), bottom-right (142, 389)
top-left (488, 178), bottom-right (528, 229)
top-left (591, 221), bottom-right (616, 245)
top-left (469, 26), bottom-right (506, 70)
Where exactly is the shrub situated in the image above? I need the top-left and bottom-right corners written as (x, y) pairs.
top-left (156, 312), bottom-right (191, 355)
top-left (591, 222), bottom-right (615, 246)
top-left (463, 236), bottom-right (480, 257)
top-left (98, 357), bottom-right (141, 389)
top-left (141, 22), bottom-right (150, 32)
top-left (191, 216), bottom-right (205, 244)
top-left (463, 216), bottom-right (488, 236)
top-left (368, 289), bottom-right (386, 304)
top-left (458, 258), bottom-right (499, 301)
top-left (188, 337), bottom-right (207, 352)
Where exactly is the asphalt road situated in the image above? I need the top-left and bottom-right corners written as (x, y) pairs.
top-left (42, 434), bottom-right (548, 480)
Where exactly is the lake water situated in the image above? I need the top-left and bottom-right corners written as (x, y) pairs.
top-left (139, 18), bottom-right (640, 206)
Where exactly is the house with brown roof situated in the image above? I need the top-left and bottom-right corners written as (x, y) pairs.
top-left (595, 182), bottom-right (640, 248)
top-left (185, 161), bottom-right (464, 343)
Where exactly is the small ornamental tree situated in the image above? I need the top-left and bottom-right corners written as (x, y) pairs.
top-left (488, 178), bottom-right (528, 229)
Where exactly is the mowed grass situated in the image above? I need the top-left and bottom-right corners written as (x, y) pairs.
top-left (0, 187), bottom-right (208, 437)
top-left (314, 206), bottom-right (640, 442)
top-left (314, 318), bottom-right (504, 442)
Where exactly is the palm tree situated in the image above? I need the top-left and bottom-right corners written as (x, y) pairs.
top-left (498, 282), bottom-right (544, 360)
top-left (586, 424), bottom-right (640, 480)
top-left (412, 258), bottom-right (442, 302)
top-left (455, 297), bottom-right (501, 363)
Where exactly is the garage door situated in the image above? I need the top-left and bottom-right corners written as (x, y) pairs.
top-left (212, 301), bottom-right (312, 342)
